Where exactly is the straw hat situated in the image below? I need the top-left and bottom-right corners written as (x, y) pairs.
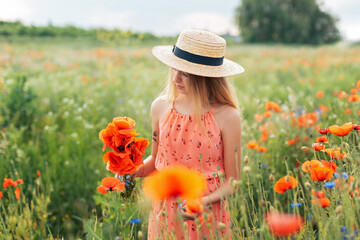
top-left (152, 29), bottom-right (244, 78)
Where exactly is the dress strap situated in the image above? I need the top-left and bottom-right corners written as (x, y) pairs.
top-left (210, 102), bottom-right (218, 111)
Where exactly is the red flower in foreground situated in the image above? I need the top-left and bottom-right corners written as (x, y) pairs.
top-left (0, 191), bottom-right (3, 199)
top-left (143, 165), bottom-right (207, 202)
top-left (184, 198), bottom-right (204, 214)
top-left (37, 171), bottom-right (41, 178)
top-left (328, 122), bottom-right (353, 137)
top-left (265, 212), bottom-right (304, 237)
top-left (97, 177), bottom-right (125, 194)
top-left (14, 187), bottom-right (20, 199)
top-left (274, 176), bottom-right (298, 194)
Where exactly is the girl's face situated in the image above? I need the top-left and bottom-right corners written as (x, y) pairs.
top-left (172, 68), bottom-right (190, 94)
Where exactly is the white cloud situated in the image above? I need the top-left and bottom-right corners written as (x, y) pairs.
top-left (87, 9), bottom-right (135, 30)
top-left (320, 0), bottom-right (360, 41)
top-left (0, 0), bottom-right (34, 21)
top-left (173, 12), bottom-right (239, 36)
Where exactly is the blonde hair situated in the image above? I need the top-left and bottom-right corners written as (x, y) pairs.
top-left (161, 68), bottom-right (239, 125)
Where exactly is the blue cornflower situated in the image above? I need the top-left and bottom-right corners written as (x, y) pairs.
top-left (125, 180), bottom-right (131, 186)
top-left (262, 164), bottom-right (268, 168)
top-left (324, 181), bottom-right (336, 188)
top-left (290, 203), bottom-right (302, 208)
top-left (129, 218), bottom-right (141, 224)
top-left (343, 172), bottom-right (348, 179)
top-left (340, 226), bottom-right (347, 233)
top-left (333, 172), bottom-right (339, 178)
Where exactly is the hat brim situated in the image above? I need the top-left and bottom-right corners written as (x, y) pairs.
top-left (152, 45), bottom-right (245, 78)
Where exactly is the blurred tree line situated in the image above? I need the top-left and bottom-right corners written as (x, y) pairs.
top-left (0, 21), bottom-right (158, 42)
top-left (236, 0), bottom-right (341, 44)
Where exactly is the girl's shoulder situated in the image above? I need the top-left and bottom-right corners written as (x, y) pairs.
top-left (212, 104), bottom-right (241, 131)
top-left (151, 96), bottom-right (172, 122)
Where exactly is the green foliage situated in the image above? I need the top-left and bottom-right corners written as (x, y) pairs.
top-left (0, 75), bottom-right (36, 132)
top-left (236, 0), bottom-right (341, 44)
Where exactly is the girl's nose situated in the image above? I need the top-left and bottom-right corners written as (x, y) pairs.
top-left (173, 69), bottom-right (182, 83)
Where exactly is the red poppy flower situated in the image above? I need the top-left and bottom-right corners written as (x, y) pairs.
top-left (37, 171), bottom-right (41, 178)
top-left (263, 111), bottom-right (271, 118)
top-left (301, 160), bottom-right (322, 172)
top-left (311, 190), bottom-right (325, 198)
top-left (319, 128), bottom-right (329, 135)
top-left (97, 177), bottom-right (125, 194)
top-left (312, 143), bottom-right (325, 151)
top-left (274, 176), bottom-right (298, 194)
top-left (322, 148), bottom-right (346, 159)
top-left (348, 95), bottom-right (360, 102)
top-left (15, 179), bottom-right (24, 185)
top-left (265, 101), bottom-right (282, 113)
top-left (15, 187), bottom-right (20, 199)
top-left (316, 136), bottom-right (328, 143)
top-left (286, 139), bottom-right (295, 145)
top-left (328, 122), bottom-right (353, 137)
top-left (143, 165), bottom-right (207, 202)
top-left (247, 141), bottom-right (258, 150)
top-left (312, 197), bottom-right (330, 208)
top-left (321, 160), bottom-right (338, 172)
top-left (3, 178), bottom-right (17, 188)
top-left (315, 91), bottom-right (324, 98)
top-left (310, 166), bottom-right (333, 181)
top-left (257, 146), bottom-right (268, 153)
top-left (265, 212), bottom-right (304, 237)
top-left (0, 191), bottom-right (3, 199)
top-left (184, 198), bottom-right (204, 214)
top-left (103, 152), bottom-right (137, 175)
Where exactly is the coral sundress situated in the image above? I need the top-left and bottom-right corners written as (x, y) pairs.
top-left (147, 100), bottom-right (231, 240)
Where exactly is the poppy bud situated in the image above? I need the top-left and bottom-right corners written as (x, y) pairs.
top-left (335, 205), bottom-right (342, 214)
top-left (138, 231), bottom-right (143, 239)
top-left (305, 182), bottom-right (311, 188)
top-left (261, 200), bottom-right (266, 206)
top-left (269, 174), bottom-right (274, 182)
top-left (301, 146), bottom-right (309, 153)
top-left (243, 166), bottom-right (251, 174)
top-left (244, 156), bottom-right (249, 164)
top-left (183, 221), bottom-right (188, 229)
top-left (341, 142), bottom-right (349, 150)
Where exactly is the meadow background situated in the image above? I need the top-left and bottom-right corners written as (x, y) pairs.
top-left (0, 31), bottom-right (360, 239)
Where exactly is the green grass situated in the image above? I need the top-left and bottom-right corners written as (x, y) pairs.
top-left (0, 37), bottom-right (359, 239)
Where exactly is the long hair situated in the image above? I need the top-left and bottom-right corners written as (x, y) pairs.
top-left (160, 68), bottom-right (239, 125)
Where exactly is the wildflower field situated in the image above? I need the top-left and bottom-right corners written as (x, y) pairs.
top-left (0, 37), bottom-right (360, 239)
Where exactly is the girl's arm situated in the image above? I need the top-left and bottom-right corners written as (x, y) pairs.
top-left (133, 97), bottom-right (164, 178)
top-left (201, 107), bottom-right (241, 206)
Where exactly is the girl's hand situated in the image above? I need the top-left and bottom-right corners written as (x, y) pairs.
top-left (178, 200), bottom-right (199, 221)
top-left (179, 209), bottom-right (198, 221)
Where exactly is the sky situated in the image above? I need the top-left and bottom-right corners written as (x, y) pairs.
top-left (0, 0), bottom-right (359, 41)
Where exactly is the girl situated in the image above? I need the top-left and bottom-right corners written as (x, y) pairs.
top-left (134, 29), bottom-right (244, 239)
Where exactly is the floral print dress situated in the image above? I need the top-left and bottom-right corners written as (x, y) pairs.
top-left (147, 101), bottom-right (231, 240)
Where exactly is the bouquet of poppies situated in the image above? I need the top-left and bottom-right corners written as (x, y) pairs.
top-left (97, 116), bottom-right (149, 199)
